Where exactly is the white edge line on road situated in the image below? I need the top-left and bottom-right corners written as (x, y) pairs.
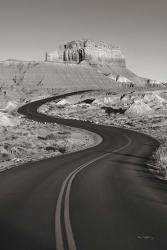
top-left (55, 135), bottom-right (132, 250)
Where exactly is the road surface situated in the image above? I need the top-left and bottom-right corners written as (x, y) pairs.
top-left (0, 91), bottom-right (166, 250)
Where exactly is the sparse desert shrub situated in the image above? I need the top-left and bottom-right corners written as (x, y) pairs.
top-left (101, 106), bottom-right (126, 116)
top-left (0, 148), bottom-right (11, 162)
top-left (125, 122), bottom-right (133, 126)
top-left (38, 136), bottom-right (47, 140)
top-left (57, 146), bottom-right (66, 154)
top-left (3, 144), bottom-right (11, 150)
top-left (45, 146), bottom-right (56, 152)
top-left (154, 146), bottom-right (167, 177)
top-left (10, 134), bottom-right (18, 140)
top-left (57, 131), bottom-right (71, 135)
top-left (45, 133), bottom-right (58, 140)
top-left (81, 98), bottom-right (95, 104)
top-left (10, 146), bottom-right (27, 157)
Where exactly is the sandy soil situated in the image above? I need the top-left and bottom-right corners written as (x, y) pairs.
top-left (0, 60), bottom-right (166, 174)
top-left (0, 93), bottom-right (102, 172)
top-left (39, 90), bottom-right (167, 180)
top-left (0, 114), bottom-right (101, 172)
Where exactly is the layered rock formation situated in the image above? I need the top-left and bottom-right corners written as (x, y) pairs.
top-left (45, 39), bottom-right (126, 67)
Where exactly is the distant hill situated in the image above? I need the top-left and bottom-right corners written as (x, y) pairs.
top-left (46, 39), bottom-right (151, 86)
top-left (0, 60), bottom-right (116, 89)
top-left (0, 39), bottom-right (162, 98)
top-left (46, 39), bottom-right (126, 67)
top-left (96, 64), bottom-right (148, 86)
top-left (0, 60), bottom-right (121, 107)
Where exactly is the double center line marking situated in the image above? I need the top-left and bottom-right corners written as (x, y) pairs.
top-left (55, 136), bottom-right (132, 250)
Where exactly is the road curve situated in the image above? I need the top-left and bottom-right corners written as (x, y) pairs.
top-left (0, 91), bottom-right (166, 250)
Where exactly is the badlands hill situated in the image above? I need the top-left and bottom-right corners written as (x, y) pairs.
top-left (0, 59), bottom-right (117, 108)
top-left (0, 39), bottom-right (162, 107)
top-left (46, 39), bottom-right (151, 86)
top-left (0, 60), bottom-right (116, 95)
top-left (46, 39), bottom-right (126, 66)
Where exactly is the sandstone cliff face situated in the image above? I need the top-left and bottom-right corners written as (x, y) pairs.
top-left (45, 39), bottom-right (126, 67)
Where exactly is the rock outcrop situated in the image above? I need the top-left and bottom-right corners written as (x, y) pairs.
top-left (0, 112), bottom-right (19, 127)
top-left (108, 74), bottom-right (134, 85)
top-left (125, 100), bottom-right (154, 116)
top-left (45, 39), bottom-right (126, 67)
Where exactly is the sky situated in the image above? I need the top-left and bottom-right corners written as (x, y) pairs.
top-left (0, 0), bottom-right (166, 81)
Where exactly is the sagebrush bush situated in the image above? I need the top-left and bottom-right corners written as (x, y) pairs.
top-left (57, 146), bottom-right (66, 154)
top-left (154, 146), bottom-right (167, 177)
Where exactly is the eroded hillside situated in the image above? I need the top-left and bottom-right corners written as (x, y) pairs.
top-left (39, 90), bottom-right (167, 180)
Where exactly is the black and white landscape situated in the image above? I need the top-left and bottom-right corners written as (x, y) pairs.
top-left (0, 0), bottom-right (167, 250)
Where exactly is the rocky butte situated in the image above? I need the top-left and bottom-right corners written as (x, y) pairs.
top-left (45, 39), bottom-right (152, 86)
top-left (45, 39), bottom-right (126, 67)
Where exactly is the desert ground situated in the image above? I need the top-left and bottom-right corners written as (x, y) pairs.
top-left (0, 59), bottom-right (167, 180)
top-left (39, 90), bottom-right (167, 180)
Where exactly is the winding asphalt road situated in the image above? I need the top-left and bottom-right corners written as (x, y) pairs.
top-left (0, 91), bottom-right (166, 250)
